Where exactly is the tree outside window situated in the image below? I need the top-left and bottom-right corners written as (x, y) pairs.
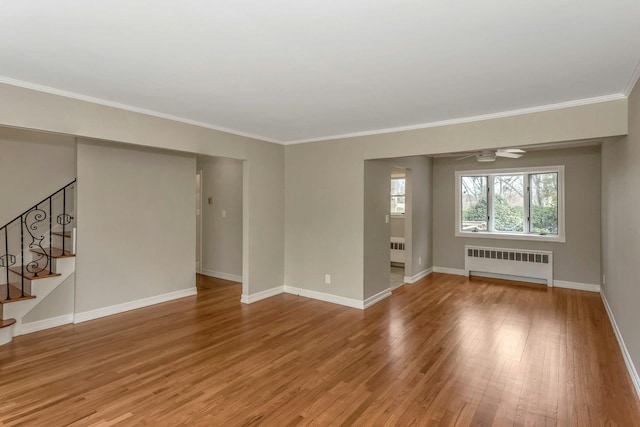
top-left (457, 166), bottom-right (563, 240)
top-left (391, 178), bottom-right (405, 214)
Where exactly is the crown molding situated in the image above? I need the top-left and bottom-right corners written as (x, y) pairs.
top-left (623, 58), bottom-right (640, 96)
top-left (284, 93), bottom-right (627, 145)
top-left (0, 75), bottom-right (283, 144)
top-left (1, 74), bottom-right (629, 147)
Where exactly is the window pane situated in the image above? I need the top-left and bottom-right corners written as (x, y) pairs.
top-left (461, 176), bottom-right (487, 231)
top-left (493, 175), bottom-right (524, 232)
top-left (530, 173), bottom-right (558, 234)
top-left (391, 196), bottom-right (405, 214)
top-left (391, 178), bottom-right (405, 196)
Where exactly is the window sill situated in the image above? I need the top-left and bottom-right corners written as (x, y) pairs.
top-left (455, 230), bottom-right (565, 243)
top-left (391, 214), bottom-right (405, 218)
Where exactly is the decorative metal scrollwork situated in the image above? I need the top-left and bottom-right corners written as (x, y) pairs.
top-left (24, 208), bottom-right (49, 276)
top-left (57, 213), bottom-right (72, 226)
top-left (0, 253), bottom-right (16, 268)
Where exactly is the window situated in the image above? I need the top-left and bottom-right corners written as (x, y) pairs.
top-left (391, 178), bottom-right (405, 214)
top-left (455, 166), bottom-right (564, 242)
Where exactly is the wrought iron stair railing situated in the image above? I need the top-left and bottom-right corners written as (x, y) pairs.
top-left (0, 180), bottom-right (76, 301)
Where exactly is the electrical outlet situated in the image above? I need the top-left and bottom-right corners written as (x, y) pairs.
top-left (602, 274), bottom-right (606, 285)
top-left (385, 214), bottom-right (389, 224)
top-left (325, 274), bottom-right (331, 284)
top-left (419, 256), bottom-right (422, 265)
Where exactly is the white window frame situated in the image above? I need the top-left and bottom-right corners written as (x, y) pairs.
top-left (455, 165), bottom-right (565, 242)
top-left (390, 176), bottom-right (406, 216)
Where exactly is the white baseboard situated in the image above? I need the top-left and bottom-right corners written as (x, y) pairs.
top-left (391, 282), bottom-right (405, 291)
top-left (433, 266), bottom-right (466, 276)
top-left (74, 287), bottom-right (198, 324)
top-left (240, 285), bottom-right (392, 310)
top-left (600, 291), bottom-right (640, 399)
top-left (284, 286), bottom-right (364, 309)
top-left (200, 268), bottom-right (242, 283)
top-left (18, 313), bottom-right (74, 335)
top-left (364, 288), bottom-right (392, 309)
top-left (554, 280), bottom-right (600, 293)
top-left (0, 323), bottom-right (14, 345)
top-left (404, 267), bottom-right (433, 284)
top-left (240, 286), bottom-right (284, 304)
top-left (431, 268), bottom-right (600, 293)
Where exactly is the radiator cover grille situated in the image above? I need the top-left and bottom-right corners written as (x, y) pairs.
top-left (464, 245), bottom-right (553, 286)
top-left (391, 237), bottom-right (405, 264)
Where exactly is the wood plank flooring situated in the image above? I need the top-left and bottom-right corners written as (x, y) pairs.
top-left (0, 273), bottom-right (638, 426)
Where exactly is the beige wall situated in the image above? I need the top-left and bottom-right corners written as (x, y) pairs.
top-left (433, 146), bottom-right (602, 284)
top-left (23, 274), bottom-right (74, 323)
top-left (285, 101), bottom-right (623, 300)
top-left (363, 160), bottom-right (391, 299)
top-left (75, 140), bottom-right (196, 313)
top-left (601, 79), bottom-right (640, 378)
top-left (0, 127), bottom-right (76, 226)
top-left (390, 217), bottom-right (404, 238)
top-left (0, 83), bottom-right (284, 298)
top-left (0, 83), bottom-right (629, 305)
top-left (197, 156), bottom-right (243, 278)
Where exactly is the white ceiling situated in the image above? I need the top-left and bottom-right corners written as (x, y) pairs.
top-left (1, 1), bottom-right (639, 144)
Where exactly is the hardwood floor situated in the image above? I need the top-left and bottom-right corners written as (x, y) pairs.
top-left (0, 273), bottom-right (638, 426)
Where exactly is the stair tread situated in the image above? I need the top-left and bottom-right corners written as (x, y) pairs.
top-left (8, 267), bottom-right (61, 280)
top-left (52, 231), bottom-right (72, 238)
top-left (30, 247), bottom-right (74, 258)
top-left (0, 318), bottom-right (16, 328)
top-left (0, 284), bottom-right (36, 303)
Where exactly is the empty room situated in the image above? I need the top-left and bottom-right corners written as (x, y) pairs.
top-left (1, 1), bottom-right (640, 425)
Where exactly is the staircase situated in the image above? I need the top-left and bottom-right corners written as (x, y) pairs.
top-left (0, 181), bottom-right (76, 345)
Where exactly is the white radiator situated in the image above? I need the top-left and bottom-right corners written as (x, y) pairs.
top-left (464, 245), bottom-right (553, 286)
top-left (391, 237), bottom-right (405, 264)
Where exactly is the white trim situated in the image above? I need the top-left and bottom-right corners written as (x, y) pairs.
top-left (0, 324), bottom-right (14, 346)
top-left (433, 266), bottom-right (466, 276)
top-left (600, 291), bottom-right (640, 399)
top-left (74, 287), bottom-right (197, 323)
top-left (0, 75), bottom-right (281, 144)
top-left (1, 75), bottom-right (626, 146)
top-left (391, 282), bottom-right (406, 291)
top-left (284, 286), bottom-right (364, 309)
top-left (285, 94), bottom-right (626, 145)
top-left (455, 231), bottom-right (566, 243)
top-left (200, 269), bottom-right (242, 283)
top-left (623, 58), bottom-right (640, 96)
top-left (240, 286), bottom-right (284, 304)
top-left (240, 285), bottom-right (392, 310)
top-left (554, 280), bottom-right (600, 293)
top-left (436, 269), bottom-right (601, 292)
top-left (469, 271), bottom-right (547, 285)
top-left (18, 313), bottom-right (74, 335)
top-left (404, 267), bottom-right (433, 284)
top-left (363, 288), bottom-right (392, 309)
top-left (455, 165), bottom-right (566, 243)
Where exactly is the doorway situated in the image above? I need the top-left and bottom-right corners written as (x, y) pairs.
top-left (390, 167), bottom-right (407, 288)
top-left (195, 156), bottom-right (243, 286)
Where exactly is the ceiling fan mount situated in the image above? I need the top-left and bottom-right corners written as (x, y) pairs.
top-left (457, 148), bottom-right (525, 162)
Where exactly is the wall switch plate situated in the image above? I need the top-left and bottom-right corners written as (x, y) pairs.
top-left (325, 274), bottom-right (331, 284)
top-left (385, 214), bottom-right (389, 224)
top-left (419, 256), bottom-right (422, 265)
top-left (222, 210), bottom-right (226, 217)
